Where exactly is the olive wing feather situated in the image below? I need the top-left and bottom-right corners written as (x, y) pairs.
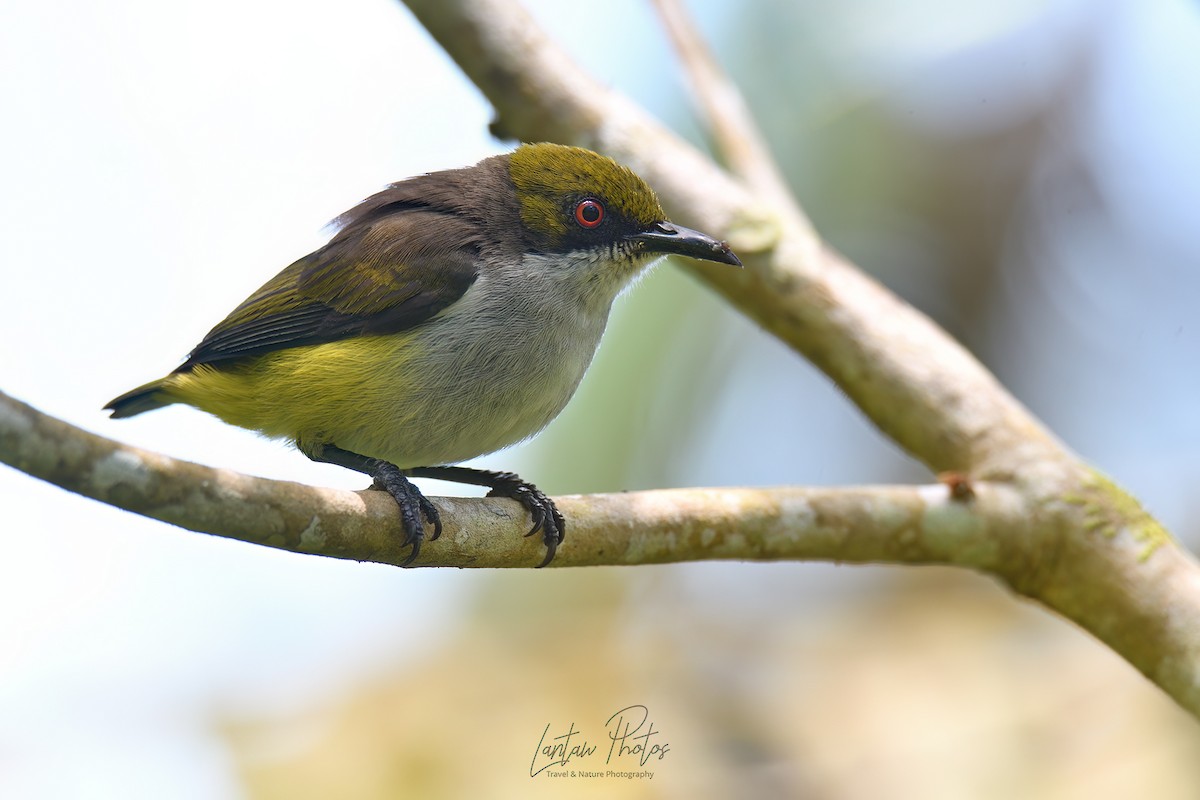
top-left (177, 210), bottom-right (480, 370)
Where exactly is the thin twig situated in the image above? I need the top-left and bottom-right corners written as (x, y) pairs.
top-left (650, 0), bottom-right (800, 214)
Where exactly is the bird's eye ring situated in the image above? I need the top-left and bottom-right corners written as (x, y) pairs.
top-left (573, 198), bottom-right (604, 229)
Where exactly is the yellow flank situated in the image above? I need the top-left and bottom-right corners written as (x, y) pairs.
top-left (162, 334), bottom-right (418, 453)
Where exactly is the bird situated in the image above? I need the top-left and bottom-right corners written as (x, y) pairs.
top-left (105, 143), bottom-right (742, 566)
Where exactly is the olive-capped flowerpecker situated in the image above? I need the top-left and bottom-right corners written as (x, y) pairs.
top-left (106, 143), bottom-right (742, 566)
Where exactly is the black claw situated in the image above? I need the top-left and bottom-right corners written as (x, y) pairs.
top-left (536, 537), bottom-right (557, 569)
top-left (418, 495), bottom-right (443, 541)
top-left (484, 472), bottom-right (564, 568)
top-left (521, 493), bottom-right (546, 538)
top-left (369, 461), bottom-right (436, 567)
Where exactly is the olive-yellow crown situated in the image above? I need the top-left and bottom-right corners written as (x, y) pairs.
top-left (507, 143), bottom-right (666, 254)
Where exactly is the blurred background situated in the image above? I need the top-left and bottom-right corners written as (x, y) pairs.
top-left (3, 0), bottom-right (1200, 796)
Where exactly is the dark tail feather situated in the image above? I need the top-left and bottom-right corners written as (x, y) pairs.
top-left (104, 379), bottom-right (174, 419)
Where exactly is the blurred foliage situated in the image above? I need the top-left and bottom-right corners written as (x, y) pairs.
top-left (223, 569), bottom-right (1200, 799)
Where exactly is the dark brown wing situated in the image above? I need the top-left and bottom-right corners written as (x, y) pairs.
top-left (178, 208), bottom-right (480, 370)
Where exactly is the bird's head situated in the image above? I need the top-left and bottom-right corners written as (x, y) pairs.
top-left (505, 143), bottom-right (741, 278)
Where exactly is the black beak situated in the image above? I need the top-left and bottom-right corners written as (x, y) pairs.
top-left (632, 221), bottom-right (742, 267)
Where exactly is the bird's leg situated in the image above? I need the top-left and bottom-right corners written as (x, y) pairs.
top-left (407, 466), bottom-right (564, 568)
top-left (307, 445), bottom-right (441, 567)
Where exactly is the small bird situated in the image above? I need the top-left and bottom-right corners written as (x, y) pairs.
top-left (105, 143), bottom-right (741, 566)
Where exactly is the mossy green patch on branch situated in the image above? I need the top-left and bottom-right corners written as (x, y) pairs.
top-left (1063, 469), bottom-right (1170, 561)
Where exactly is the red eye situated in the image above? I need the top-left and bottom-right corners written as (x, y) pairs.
top-left (573, 198), bottom-right (604, 229)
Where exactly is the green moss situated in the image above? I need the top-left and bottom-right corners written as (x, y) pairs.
top-left (1063, 469), bottom-right (1171, 561)
top-left (725, 204), bottom-right (782, 254)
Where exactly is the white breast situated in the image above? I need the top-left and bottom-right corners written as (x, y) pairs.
top-left (359, 250), bottom-right (632, 468)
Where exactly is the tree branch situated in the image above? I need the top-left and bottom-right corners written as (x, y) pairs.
top-left (650, 0), bottom-right (798, 211)
top-left (7, 384), bottom-right (1197, 722)
top-left (1, 388), bottom-right (1025, 569)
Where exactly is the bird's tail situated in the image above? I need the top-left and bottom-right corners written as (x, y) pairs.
top-left (104, 379), bottom-right (176, 418)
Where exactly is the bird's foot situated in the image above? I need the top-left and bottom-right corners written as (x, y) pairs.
top-left (401, 465), bottom-right (565, 566)
top-left (369, 461), bottom-right (442, 566)
top-left (482, 472), bottom-right (565, 568)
